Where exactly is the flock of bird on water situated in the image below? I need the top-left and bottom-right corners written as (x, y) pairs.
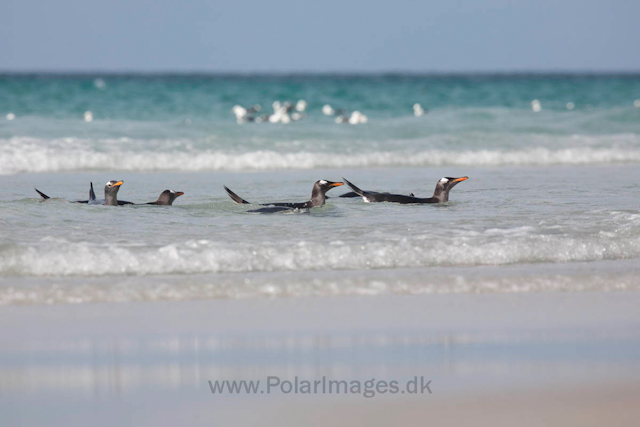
top-left (231, 100), bottom-right (426, 124)
top-left (34, 176), bottom-right (468, 214)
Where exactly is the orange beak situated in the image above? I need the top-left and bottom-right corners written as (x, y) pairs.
top-left (452, 177), bottom-right (468, 183)
top-left (330, 182), bottom-right (344, 187)
top-left (113, 181), bottom-right (124, 187)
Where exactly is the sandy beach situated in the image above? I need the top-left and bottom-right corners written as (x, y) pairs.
top-left (1, 291), bottom-right (639, 426)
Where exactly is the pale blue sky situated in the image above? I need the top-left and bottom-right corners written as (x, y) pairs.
top-left (2, 0), bottom-right (639, 72)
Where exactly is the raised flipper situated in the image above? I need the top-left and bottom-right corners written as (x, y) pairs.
top-left (81, 181), bottom-right (99, 204)
top-left (89, 182), bottom-right (96, 202)
top-left (34, 188), bottom-right (50, 200)
top-left (342, 178), bottom-right (366, 197)
top-left (224, 186), bottom-right (251, 204)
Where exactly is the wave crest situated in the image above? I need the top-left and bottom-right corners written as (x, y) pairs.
top-left (2, 227), bottom-right (640, 277)
top-left (2, 136), bottom-right (640, 174)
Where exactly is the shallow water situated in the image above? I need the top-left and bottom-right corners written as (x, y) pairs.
top-left (1, 74), bottom-right (640, 304)
top-left (1, 165), bottom-right (639, 304)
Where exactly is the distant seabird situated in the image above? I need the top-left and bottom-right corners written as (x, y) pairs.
top-left (296, 100), bottom-right (307, 112)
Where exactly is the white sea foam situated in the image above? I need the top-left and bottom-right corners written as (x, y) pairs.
top-left (2, 239), bottom-right (640, 305)
top-left (2, 224), bottom-right (640, 277)
top-left (2, 136), bottom-right (640, 174)
top-left (2, 262), bottom-right (640, 305)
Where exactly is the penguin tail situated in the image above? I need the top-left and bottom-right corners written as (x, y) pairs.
top-left (34, 188), bottom-right (50, 200)
top-left (224, 186), bottom-right (250, 204)
top-left (342, 178), bottom-right (365, 197)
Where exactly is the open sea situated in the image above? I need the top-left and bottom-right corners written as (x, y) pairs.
top-left (1, 73), bottom-right (640, 304)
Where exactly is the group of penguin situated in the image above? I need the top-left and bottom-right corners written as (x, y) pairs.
top-left (35, 181), bottom-right (184, 206)
top-left (34, 176), bottom-right (469, 213)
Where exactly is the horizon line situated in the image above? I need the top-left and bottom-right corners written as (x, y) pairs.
top-left (1, 69), bottom-right (640, 77)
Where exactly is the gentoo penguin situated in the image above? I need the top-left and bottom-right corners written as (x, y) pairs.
top-left (145, 190), bottom-right (184, 205)
top-left (87, 180), bottom-right (126, 206)
top-left (342, 176), bottom-right (468, 204)
top-left (35, 181), bottom-right (131, 206)
top-left (224, 180), bottom-right (344, 213)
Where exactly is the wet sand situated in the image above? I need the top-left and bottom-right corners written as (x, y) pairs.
top-left (1, 291), bottom-right (639, 426)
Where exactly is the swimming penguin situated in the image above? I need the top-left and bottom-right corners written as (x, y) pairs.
top-left (86, 180), bottom-right (127, 206)
top-left (35, 181), bottom-right (131, 206)
top-left (342, 176), bottom-right (468, 204)
top-left (224, 180), bottom-right (344, 213)
top-left (144, 190), bottom-right (184, 205)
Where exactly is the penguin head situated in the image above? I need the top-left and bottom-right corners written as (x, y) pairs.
top-left (433, 176), bottom-right (467, 202)
top-left (310, 180), bottom-right (344, 206)
top-left (157, 189), bottom-right (184, 205)
top-left (105, 180), bottom-right (123, 194)
top-left (314, 179), bottom-right (344, 194)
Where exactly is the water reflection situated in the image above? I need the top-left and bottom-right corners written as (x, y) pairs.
top-left (2, 330), bottom-right (639, 394)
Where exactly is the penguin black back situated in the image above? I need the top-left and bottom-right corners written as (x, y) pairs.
top-left (342, 176), bottom-right (468, 204)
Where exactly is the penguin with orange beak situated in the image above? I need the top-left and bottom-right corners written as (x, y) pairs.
top-left (224, 180), bottom-right (344, 213)
top-left (342, 176), bottom-right (468, 204)
top-left (34, 180), bottom-right (128, 206)
top-left (145, 190), bottom-right (185, 205)
top-left (35, 182), bottom-right (184, 206)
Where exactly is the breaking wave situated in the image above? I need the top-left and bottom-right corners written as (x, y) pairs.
top-left (2, 136), bottom-right (640, 174)
top-left (2, 225), bottom-right (640, 277)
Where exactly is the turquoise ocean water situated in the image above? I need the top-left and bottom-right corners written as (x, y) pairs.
top-left (1, 74), bottom-right (640, 303)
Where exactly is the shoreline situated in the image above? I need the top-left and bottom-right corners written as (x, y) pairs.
top-left (2, 258), bottom-right (640, 306)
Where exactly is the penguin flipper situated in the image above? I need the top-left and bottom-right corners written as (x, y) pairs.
top-left (89, 182), bottom-right (96, 202)
top-left (224, 186), bottom-right (250, 204)
top-left (34, 188), bottom-right (50, 200)
top-left (342, 178), bottom-right (365, 197)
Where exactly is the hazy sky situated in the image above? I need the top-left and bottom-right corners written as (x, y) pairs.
top-left (2, 0), bottom-right (639, 72)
